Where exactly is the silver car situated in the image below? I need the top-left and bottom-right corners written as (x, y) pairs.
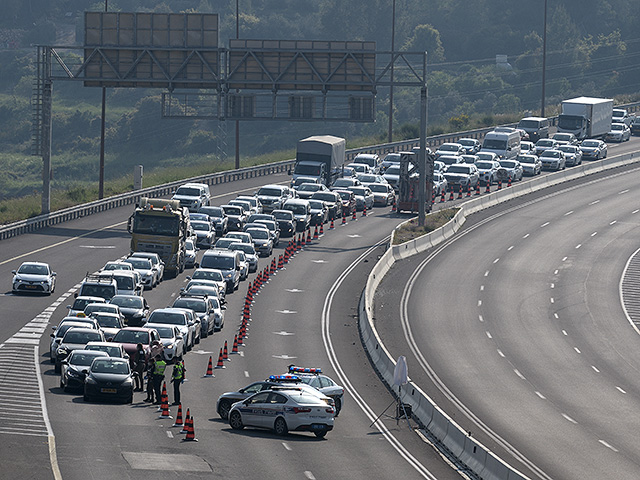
top-left (12, 261), bottom-right (56, 295)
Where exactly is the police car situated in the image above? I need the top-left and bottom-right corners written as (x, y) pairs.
top-left (216, 375), bottom-right (334, 420)
top-left (284, 366), bottom-right (345, 415)
top-left (228, 387), bottom-right (335, 438)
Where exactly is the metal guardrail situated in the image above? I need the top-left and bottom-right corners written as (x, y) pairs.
top-left (3, 101), bottom-right (640, 241)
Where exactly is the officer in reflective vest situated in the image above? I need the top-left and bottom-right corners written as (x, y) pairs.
top-left (152, 356), bottom-right (167, 405)
top-left (171, 358), bottom-right (184, 405)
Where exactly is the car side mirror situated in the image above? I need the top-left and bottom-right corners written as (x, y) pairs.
top-left (52, 272), bottom-right (57, 276)
top-left (50, 333), bottom-right (55, 337)
top-left (82, 369), bottom-right (89, 375)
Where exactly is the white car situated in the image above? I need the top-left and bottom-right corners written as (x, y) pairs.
top-left (228, 388), bottom-right (335, 438)
top-left (145, 323), bottom-right (186, 360)
top-left (284, 366), bottom-right (345, 415)
top-left (606, 123), bottom-right (631, 143)
top-left (123, 256), bottom-right (160, 289)
top-left (12, 261), bottom-right (56, 295)
top-left (146, 308), bottom-right (196, 350)
top-left (129, 252), bottom-right (165, 281)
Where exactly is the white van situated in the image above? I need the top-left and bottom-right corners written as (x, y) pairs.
top-left (481, 131), bottom-right (521, 160)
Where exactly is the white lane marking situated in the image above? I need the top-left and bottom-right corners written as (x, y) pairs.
top-left (507, 246), bottom-right (514, 251)
top-left (285, 288), bottom-right (304, 293)
top-left (541, 222), bottom-right (549, 227)
top-left (616, 387), bottom-right (627, 394)
top-left (554, 269), bottom-right (558, 275)
top-left (589, 200), bottom-right (600, 205)
top-left (244, 371), bottom-right (250, 378)
top-left (562, 414), bottom-right (577, 424)
top-left (478, 315), bottom-right (484, 322)
top-left (493, 258), bottom-right (500, 264)
top-left (610, 220), bottom-right (617, 225)
top-left (618, 189), bottom-right (629, 195)
top-left (480, 285), bottom-right (484, 291)
top-left (575, 244), bottom-right (581, 249)
top-left (497, 349), bottom-right (505, 357)
top-left (599, 440), bottom-right (618, 452)
top-left (514, 369), bottom-right (525, 380)
top-left (562, 330), bottom-right (568, 336)
top-left (477, 300), bottom-right (482, 307)
top-left (486, 331), bottom-right (492, 339)
top-left (562, 257), bottom-right (568, 261)
top-left (272, 331), bottom-right (295, 336)
top-left (591, 232), bottom-right (597, 237)
top-left (484, 270), bottom-right (489, 277)
top-left (574, 347), bottom-right (581, 354)
top-left (535, 391), bottom-right (546, 400)
top-left (550, 298), bottom-right (554, 304)
top-left (282, 442), bottom-right (292, 451)
top-left (523, 233), bottom-right (530, 238)
top-left (0, 220), bottom-right (127, 266)
top-left (564, 211), bottom-right (573, 216)
top-left (633, 209), bottom-right (639, 214)
top-left (238, 351), bottom-right (244, 357)
top-left (79, 245), bottom-right (116, 249)
top-left (166, 431), bottom-right (173, 439)
top-left (272, 354), bottom-right (297, 360)
top-left (304, 472), bottom-right (316, 480)
top-left (550, 283), bottom-right (555, 289)
top-left (592, 366), bottom-right (600, 373)
top-left (554, 313), bottom-right (559, 319)
top-left (312, 260), bottom-right (327, 263)
top-left (275, 310), bottom-right (297, 314)
top-left (347, 234), bottom-right (361, 238)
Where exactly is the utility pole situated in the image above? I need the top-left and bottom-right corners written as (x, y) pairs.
top-left (541, 0), bottom-right (547, 117)
top-left (235, 0), bottom-right (240, 169)
top-left (99, 0), bottom-right (108, 199)
top-left (388, 0), bottom-right (396, 143)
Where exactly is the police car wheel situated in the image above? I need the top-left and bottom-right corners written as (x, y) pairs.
top-left (218, 400), bottom-right (232, 420)
top-left (229, 411), bottom-right (244, 430)
top-left (314, 431), bottom-right (327, 438)
top-left (334, 398), bottom-right (342, 416)
top-left (274, 417), bottom-right (288, 436)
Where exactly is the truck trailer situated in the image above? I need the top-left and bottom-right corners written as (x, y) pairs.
top-left (557, 97), bottom-right (613, 140)
top-left (291, 135), bottom-right (346, 187)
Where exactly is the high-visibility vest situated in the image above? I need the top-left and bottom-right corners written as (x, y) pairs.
top-left (172, 363), bottom-right (184, 381)
top-left (154, 360), bottom-right (166, 376)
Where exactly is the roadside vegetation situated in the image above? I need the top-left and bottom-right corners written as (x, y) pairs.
top-left (392, 208), bottom-right (459, 245)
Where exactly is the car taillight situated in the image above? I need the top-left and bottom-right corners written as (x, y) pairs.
top-left (293, 407), bottom-right (312, 414)
top-left (325, 407), bottom-right (335, 414)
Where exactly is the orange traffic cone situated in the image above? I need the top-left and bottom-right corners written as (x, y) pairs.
top-left (362, 205), bottom-right (367, 216)
top-left (215, 348), bottom-right (225, 369)
top-left (330, 218), bottom-right (335, 229)
top-left (457, 186), bottom-right (463, 199)
top-left (180, 408), bottom-right (190, 433)
top-left (172, 403), bottom-right (184, 427)
top-left (475, 183), bottom-right (481, 195)
top-left (182, 416), bottom-right (198, 442)
top-left (158, 387), bottom-right (172, 419)
top-left (313, 225), bottom-right (319, 239)
top-left (448, 190), bottom-right (454, 201)
top-left (319, 223), bottom-right (324, 235)
top-left (352, 209), bottom-right (357, 221)
top-left (497, 179), bottom-right (502, 190)
top-left (306, 228), bottom-right (311, 244)
top-left (203, 356), bottom-right (214, 377)
top-left (223, 341), bottom-right (230, 362)
top-left (392, 199), bottom-right (397, 212)
top-left (341, 215), bottom-right (346, 225)
top-left (485, 182), bottom-right (491, 193)
top-left (466, 185), bottom-right (472, 197)
top-left (157, 382), bottom-right (168, 412)
top-left (231, 334), bottom-right (239, 354)
top-left (440, 190), bottom-right (446, 202)
top-left (507, 175), bottom-right (512, 187)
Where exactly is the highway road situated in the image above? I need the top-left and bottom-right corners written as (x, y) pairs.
top-left (374, 147), bottom-right (640, 479)
top-left (0, 172), bottom-right (461, 480)
top-left (1, 136), bottom-right (638, 480)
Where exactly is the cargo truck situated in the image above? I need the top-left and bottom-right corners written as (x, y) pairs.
top-left (127, 198), bottom-right (190, 278)
top-left (291, 135), bottom-right (345, 187)
top-left (557, 97), bottom-right (613, 140)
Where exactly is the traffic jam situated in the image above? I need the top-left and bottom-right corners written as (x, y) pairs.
top-left (11, 97), bottom-right (632, 439)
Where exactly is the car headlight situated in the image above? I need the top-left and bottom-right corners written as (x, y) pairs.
top-left (67, 369), bottom-right (80, 378)
top-left (86, 376), bottom-right (97, 385)
top-left (122, 378), bottom-right (133, 386)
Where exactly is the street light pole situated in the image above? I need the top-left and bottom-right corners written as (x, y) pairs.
top-left (234, 0), bottom-right (240, 170)
top-left (388, 0), bottom-right (396, 143)
top-left (541, 0), bottom-right (547, 117)
top-left (99, 0), bottom-right (108, 199)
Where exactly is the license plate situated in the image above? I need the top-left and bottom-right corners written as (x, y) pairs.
top-left (24, 285), bottom-right (38, 290)
top-left (310, 424), bottom-right (326, 431)
top-left (100, 388), bottom-right (117, 393)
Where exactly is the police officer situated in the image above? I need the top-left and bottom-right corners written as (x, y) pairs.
top-left (144, 356), bottom-right (156, 403)
top-left (171, 357), bottom-right (184, 405)
top-left (133, 343), bottom-right (146, 392)
top-left (152, 355), bottom-right (167, 405)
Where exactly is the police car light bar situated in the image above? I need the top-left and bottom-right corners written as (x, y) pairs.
top-left (269, 375), bottom-right (300, 382)
top-left (288, 366), bottom-right (322, 374)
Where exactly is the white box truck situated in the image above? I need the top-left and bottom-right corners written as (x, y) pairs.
top-left (557, 97), bottom-right (613, 140)
top-left (291, 135), bottom-right (346, 187)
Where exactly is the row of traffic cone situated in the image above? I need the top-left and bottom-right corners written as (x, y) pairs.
top-left (434, 176), bottom-right (516, 205)
top-left (152, 383), bottom-right (198, 441)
